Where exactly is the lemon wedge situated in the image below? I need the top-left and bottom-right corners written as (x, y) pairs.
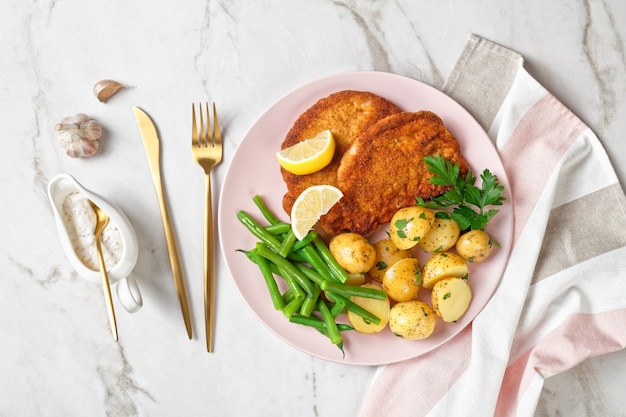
top-left (290, 185), bottom-right (343, 240)
top-left (276, 130), bottom-right (335, 175)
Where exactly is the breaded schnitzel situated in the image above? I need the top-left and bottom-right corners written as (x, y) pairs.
top-left (280, 90), bottom-right (401, 216)
top-left (320, 111), bottom-right (469, 235)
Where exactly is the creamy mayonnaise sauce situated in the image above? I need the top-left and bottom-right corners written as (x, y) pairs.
top-left (61, 192), bottom-right (123, 271)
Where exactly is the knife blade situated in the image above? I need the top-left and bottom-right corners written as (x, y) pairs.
top-left (133, 106), bottom-right (193, 339)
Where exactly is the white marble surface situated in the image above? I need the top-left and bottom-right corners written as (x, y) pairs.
top-left (1, 1), bottom-right (625, 416)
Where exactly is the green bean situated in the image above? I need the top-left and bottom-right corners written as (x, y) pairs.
top-left (321, 280), bottom-right (387, 300)
top-left (325, 292), bottom-right (381, 325)
top-left (295, 261), bottom-right (325, 287)
top-left (237, 211), bottom-right (282, 253)
top-left (264, 222), bottom-right (291, 235)
top-left (255, 243), bottom-right (316, 298)
top-left (247, 244), bottom-right (303, 299)
top-left (317, 299), bottom-right (342, 345)
top-left (337, 323), bottom-right (353, 332)
top-left (238, 248), bottom-right (255, 259)
top-left (283, 294), bottom-right (305, 318)
top-left (312, 236), bottom-right (349, 283)
top-left (286, 251), bottom-right (307, 263)
top-left (253, 194), bottom-right (282, 225)
top-left (291, 231), bottom-right (318, 252)
top-left (297, 244), bottom-right (335, 283)
top-left (282, 288), bottom-right (295, 304)
top-left (240, 248), bottom-right (283, 277)
top-left (247, 251), bottom-right (284, 311)
top-left (244, 246), bottom-right (304, 306)
top-left (268, 260), bottom-right (282, 276)
top-left (289, 315), bottom-right (353, 333)
top-left (330, 298), bottom-right (346, 317)
top-left (278, 229), bottom-right (298, 257)
top-left (276, 264), bottom-right (305, 300)
top-left (300, 286), bottom-right (321, 317)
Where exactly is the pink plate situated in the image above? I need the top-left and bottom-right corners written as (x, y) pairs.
top-left (218, 71), bottom-right (513, 365)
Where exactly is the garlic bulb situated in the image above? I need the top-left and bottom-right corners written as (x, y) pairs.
top-left (93, 80), bottom-right (125, 102)
top-left (55, 113), bottom-right (103, 158)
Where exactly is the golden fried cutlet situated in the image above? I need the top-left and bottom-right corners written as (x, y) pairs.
top-left (320, 111), bottom-right (469, 236)
top-left (280, 90), bottom-right (401, 216)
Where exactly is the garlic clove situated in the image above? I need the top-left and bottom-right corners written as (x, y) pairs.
top-left (55, 113), bottom-right (103, 158)
top-left (93, 79), bottom-right (125, 102)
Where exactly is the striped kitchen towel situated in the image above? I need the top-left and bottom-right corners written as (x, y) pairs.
top-left (359, 34), bottom-right (626, 417)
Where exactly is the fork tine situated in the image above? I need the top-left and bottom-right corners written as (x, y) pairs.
top-left (213, 103), bottom-right (222, 147)
top-left (199, 102), bottom-right (207, 147)
top-left (204, 102), bottom-right (212, 147)
top-left (192, 103), bottom-right (199, 147)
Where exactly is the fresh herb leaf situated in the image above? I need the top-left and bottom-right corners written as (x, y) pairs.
top-left (416, 155), bottom-right (505, 231)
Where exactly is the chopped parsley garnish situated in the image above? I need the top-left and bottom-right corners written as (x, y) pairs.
top-left (414, 265), bottom-right (422, 286)
top-left (394, 217), bottom-right (412, 239)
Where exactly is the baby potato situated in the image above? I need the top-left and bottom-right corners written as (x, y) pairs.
top-left (347, 283), bottom-right (390, 334)
top-left (329, 233), bottom-right (376, 274)
top-left (382, 257), bottom-right (421, 302)
top-left (389, 300), bottom-right (437, 340)
top-left (455, 230), bottom-right (494, 263)
top-left (345, 273), bottom-right (366, 286)
top-left (367, 239), bottom-right (412, 282)
top-left (431, 278), bottom-right (472, 322)
top-left (421, 251), bottom-right (469, 289)
top-left (390, 206), bottom-right (435, 250)
top-left (418, 218), bottom-right (461, 254)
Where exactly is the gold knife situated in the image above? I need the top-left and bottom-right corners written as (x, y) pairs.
top-left (133, 106), bottom-right (193, 339)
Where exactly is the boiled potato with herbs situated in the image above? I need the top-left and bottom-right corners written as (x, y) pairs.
top-left (389, 206), bottom-right (435, 250)
top-left (389, 300), bottom-right (437, 340)
top-left (329, 233), bottom-right (376, 274)
top-left (455, 230), bottom-right (494, 263)
top-left (382, 257), bottom-right (422, 302)
top-left (418, 218), bottom-right (461, 254)
top-left (347, 283), bottom-right (390, 334)
top-left (431, 278), bottom-right (472, 322)
top-left (421, 251), bottom-right (469, 289)
top-left (367, 239), bottom-right (412, 282)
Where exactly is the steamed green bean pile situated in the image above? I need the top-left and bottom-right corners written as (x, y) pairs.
top-left (237, 195), bottom-right (385, 353)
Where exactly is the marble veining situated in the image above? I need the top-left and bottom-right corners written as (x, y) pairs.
top-left (582, 0), bottom-right (625, 131)
top-left (96, 345), bottom-right (154, 416)
top-left (333, 1), bottom-right (393, 73)
top-left (1, 1), bottom-right (625, 416)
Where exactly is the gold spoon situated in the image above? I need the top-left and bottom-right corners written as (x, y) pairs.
top-left (89, 200), bottom-right (118, 342)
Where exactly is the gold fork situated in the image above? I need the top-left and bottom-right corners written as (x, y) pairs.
top-left (192, 102), bottom-right (223, 352)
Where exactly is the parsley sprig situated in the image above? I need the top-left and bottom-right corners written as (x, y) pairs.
top-left (416, 155), bottom-right (505, 231)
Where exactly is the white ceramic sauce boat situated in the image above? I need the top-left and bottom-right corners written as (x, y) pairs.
top-left (48, 173), bottom-right (143, 313)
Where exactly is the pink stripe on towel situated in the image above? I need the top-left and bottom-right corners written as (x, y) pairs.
top-left (359, 326), bottom-right (473, 417)
top-left (499, 94), bottom-right (587, 243)
top-left (495, 309), bottom-right (626, 417)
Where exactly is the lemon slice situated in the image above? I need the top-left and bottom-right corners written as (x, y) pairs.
top-left (290, 185), bottom-right (343, 240)
top-left (276, 130), bottom-right (335, 175)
